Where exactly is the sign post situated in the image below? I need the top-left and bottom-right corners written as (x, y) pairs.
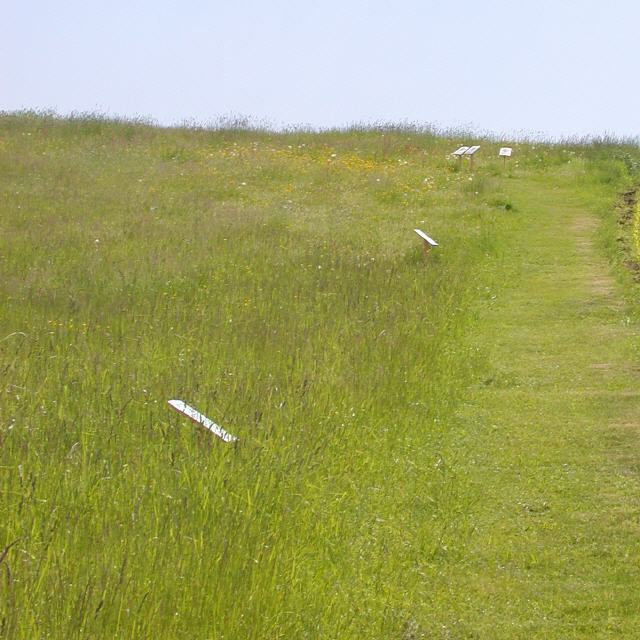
top-left (499, 147), bottom-right (513, 168)
top-left (414, 228), bottom-right (439, 257)
top-left (451, 146), bottom-right (469, 166)
top-left (464, 145), bottom-right (480, 169)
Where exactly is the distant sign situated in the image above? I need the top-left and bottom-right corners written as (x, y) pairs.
top-left (464, 145), bottom-right (481, 156)
top-left (414, 228), bottom-right (439, 247)
top-left (168, 399), bottom-right (238, 443)
top-left (451, 146), bottom-right (469, 157)
top-left (499, 147), bottom-right (513, 157)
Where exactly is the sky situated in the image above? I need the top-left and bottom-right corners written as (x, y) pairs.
top-left (3, 0), bottom-right (639, 139)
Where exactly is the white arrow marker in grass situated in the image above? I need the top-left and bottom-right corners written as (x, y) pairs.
top-left (414, 228), bottom-right (439, 247)
top-left (168, 399), bottom-right (238, 443)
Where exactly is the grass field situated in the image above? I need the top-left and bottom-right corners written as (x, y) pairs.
top-left (1, 114), bottom-right (640, 638)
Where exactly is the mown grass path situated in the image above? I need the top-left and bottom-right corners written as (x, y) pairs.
top-left (441, 171), bottom-right (640, 638)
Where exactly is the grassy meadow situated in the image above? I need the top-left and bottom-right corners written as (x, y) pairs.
top-left (1, 114), bottom-right (640, 638)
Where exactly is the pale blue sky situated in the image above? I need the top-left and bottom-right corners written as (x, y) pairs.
top-left (3, 1), bottom-right (639, 138)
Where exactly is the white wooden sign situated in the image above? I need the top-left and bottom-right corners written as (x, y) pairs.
top-left (499, 147), bottom-right (512, 157)
top-left (168, 399), bottom-right (238, 442)
top-left (451, 146), bottom-right (469, 156)
top-left (464, 145), bottom-right (480, 156)
top-left (414, 228), bottom-right (438, 247)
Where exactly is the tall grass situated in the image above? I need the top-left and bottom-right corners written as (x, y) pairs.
top-left (1, 113), bottom-right (638, 638)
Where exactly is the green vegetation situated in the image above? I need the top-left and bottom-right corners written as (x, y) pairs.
top-left (633, 200), bottom-right (640, 261)
top-left (1, 113), bottom-right (640, 638)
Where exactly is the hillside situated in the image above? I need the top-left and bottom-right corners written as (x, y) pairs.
top-left (1, 114), bottom-right (640, 639)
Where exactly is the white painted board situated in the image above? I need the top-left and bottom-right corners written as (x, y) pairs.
top-left (464, 145), bottom-right (481, 155)
top-left (452, 146), bottom-right (469, 156)
top-left (414, 228), bottom-right (438, 246)
top-left (499, 147), bottom-right (513, 157)
top-left (168, 399), bottom-right (238, 442)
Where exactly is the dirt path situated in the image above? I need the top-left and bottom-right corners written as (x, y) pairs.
top-left (436, 174), bottom-right (640, 637)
